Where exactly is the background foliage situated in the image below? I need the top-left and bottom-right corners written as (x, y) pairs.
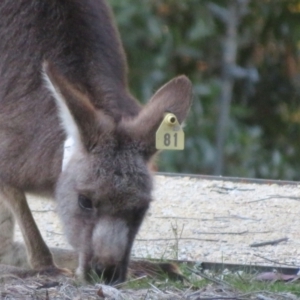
top-left (109, 0), bottom-right (300, 180)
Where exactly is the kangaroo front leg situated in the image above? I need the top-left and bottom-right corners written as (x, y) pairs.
top-left (0, 199), bottom-right (29, 268)
top-left (2, 186), bottom-right (54, 270)
top-left (0, 246), bottom-right (77, 279)
top-left (0, 193), bottom-right (78, 271)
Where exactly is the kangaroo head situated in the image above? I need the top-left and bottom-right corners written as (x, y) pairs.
top-left (43, 62), bottom-right (192, 284)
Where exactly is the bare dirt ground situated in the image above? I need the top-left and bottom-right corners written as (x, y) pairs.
top-left (19, 174), bottom-right (300, 268)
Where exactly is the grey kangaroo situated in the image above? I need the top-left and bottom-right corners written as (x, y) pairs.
top-left (0, 0), bottom-right (192, 284)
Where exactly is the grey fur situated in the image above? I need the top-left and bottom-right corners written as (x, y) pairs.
top-left (0, 0), bottom-right (192, 284)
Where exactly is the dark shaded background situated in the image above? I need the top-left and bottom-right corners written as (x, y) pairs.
top-left (110, 0), bottom-right (300, 180)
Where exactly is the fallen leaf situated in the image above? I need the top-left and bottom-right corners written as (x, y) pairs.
top-left (255, 272), bottom-right (299, 282)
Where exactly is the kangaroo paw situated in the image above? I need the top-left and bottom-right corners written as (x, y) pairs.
top-left (0, 264), bottom-right (73, 279)
top-left (0, 264), bottom-right (38, 278)
top-left (128, 260), bottom-right (186, 281)
top-left (37, 266), bottom-right (74, 277)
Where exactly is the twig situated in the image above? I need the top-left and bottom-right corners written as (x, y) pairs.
top-left (113, 275), bottom-right (147, 288)
top-left (148, 282), bottom-right (163, 294)
top-left (217, 215), bottom-right (260, 221)
top-left (211, 189), bottom-right (229, 194)
top-left (253, 254), bottom-right (299, 267)
top-left (31, 209), bottom-right (55, 213)
top-left (46, 230), bottom-right (64, 235)
top-left (136, 238), bottom-right (219, 242)
top-left (211, 185), bottom-right (255, 192)
top-left (155, 216), bottom-right (214, 221)
top-left (195, 230), bottom-right (248, 235)
top-left (187, 267), bottom-right (232, 288)
top-left (238, 292), bottom-right (275, 300)
top-left (170, 221), bottom-right (185, 260)
top-left (250, 237), bottom-right (288, 247)
top-left (196, 229), bottom-right (272, 234)
top-left (256, 294), bottom-right (273, 300)
top-left (188, 296), bottom-right (242, 300)
top-left (247, 195), bottom-right (300, 203)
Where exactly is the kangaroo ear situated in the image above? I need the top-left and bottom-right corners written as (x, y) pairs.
top-left (121, 76), bottom-right (193, 160)
top-left (43, 61), bottom-right (113, 151)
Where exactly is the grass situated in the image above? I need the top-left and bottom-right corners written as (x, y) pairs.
top-left (1, 262), bottom-right (299, 299)
top-left (120, 261), bottom-right (300, 299)
top-left (228, 275), bottom-right (300, 296)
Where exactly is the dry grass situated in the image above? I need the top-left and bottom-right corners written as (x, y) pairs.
top-left (1, 261), bottom-right (299, 300)
top-left (0, 275), bottom-right (245, 300)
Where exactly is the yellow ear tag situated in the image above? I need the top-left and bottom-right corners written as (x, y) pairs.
top-left (156, 113), bottom-right (185, 150)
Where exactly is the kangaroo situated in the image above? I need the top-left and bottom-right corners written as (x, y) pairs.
top-left (0, 0), bottom-right (192, 284)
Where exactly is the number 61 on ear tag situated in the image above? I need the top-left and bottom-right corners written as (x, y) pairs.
top-left (156, 113), bottom-right (185, 150)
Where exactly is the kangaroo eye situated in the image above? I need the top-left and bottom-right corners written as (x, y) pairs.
top-left (78, 195), bottom-right (93, 210)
